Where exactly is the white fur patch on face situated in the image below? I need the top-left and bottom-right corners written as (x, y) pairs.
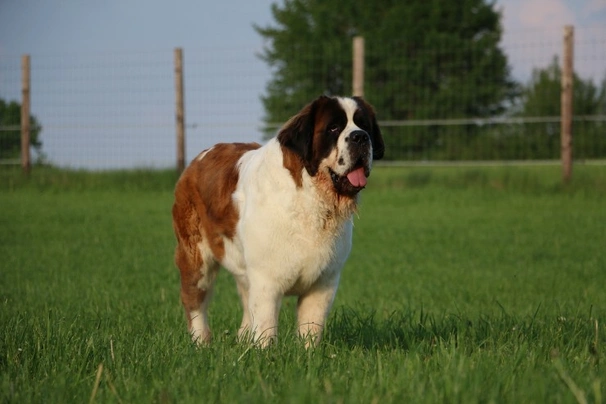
top-left (331, 97), bottom-right (370, 177)
top-left (337, 97), bottom-right (359, 121)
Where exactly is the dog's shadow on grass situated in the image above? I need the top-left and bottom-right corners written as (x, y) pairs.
top-left (324, 306), bottom-right (481, 351)
top-left (323, 304), bottom-right (571, 353)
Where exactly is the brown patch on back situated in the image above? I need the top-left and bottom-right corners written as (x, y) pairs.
top-left (173, 142), bottom-right (260, 260)
top-left (172, 142), bottom-right (260, 316)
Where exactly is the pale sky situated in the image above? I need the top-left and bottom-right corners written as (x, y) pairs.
top-left (498, 0), bottom-right (606, 80)
top-left (2, 1), bottom-right (604, 68)
top-left (0, 0), bottom-right (604, 168)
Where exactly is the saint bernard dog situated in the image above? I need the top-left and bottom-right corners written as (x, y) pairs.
top-left (172, 95), bottom-right (384, 347)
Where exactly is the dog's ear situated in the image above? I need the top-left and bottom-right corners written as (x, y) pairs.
top-left (353, 96), bottom-right (385, 160)
top-left (277, 95), bottom-right (329, 176)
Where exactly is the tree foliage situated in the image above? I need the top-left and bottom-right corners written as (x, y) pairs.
top-left (0, 97), bottom-right (42, 160)
top-left (520, 56), bottom-right (605, 118)
top-left (515, 57), bottom-right (606, 159)
top-left (255, 0), bottom-right (518, 159)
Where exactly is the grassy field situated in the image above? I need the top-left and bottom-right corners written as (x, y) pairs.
top-left (1, 164), bottom-right (605, 403)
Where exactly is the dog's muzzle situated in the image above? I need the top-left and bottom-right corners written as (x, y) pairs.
top-left (330, 130), bottom-right (372, 197)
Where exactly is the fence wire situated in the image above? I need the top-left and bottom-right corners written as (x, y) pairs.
top-left (0, 27), bottom-right (604, 169)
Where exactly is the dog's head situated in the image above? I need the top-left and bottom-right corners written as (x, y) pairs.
top-left (278, 95), bottom-right (384, 197)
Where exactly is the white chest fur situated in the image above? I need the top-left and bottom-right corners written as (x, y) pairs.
top-left (219, 139), bottom-right (353, 295)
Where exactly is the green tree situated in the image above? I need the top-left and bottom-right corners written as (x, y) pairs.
top-left (0, 98), bottom-right (42, 160)
top-left (516, 57), bottom-right (606, 159)
top-left (255, 0), bottom-right (518, 159)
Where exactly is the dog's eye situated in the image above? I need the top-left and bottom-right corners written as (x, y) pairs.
top-left (327, 124), bottom-right (340, 135)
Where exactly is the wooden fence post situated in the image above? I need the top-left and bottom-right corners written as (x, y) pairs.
top-left (561, 25), bottom-right (574, 183)
top-left (21, 54), bottom-right (31, 175)
top-left (352, 36), bottom-right (364, 97)
top-left (174, 48), bottom-right (186, 173)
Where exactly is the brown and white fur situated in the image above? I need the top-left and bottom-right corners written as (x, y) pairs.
top-left (172, 95), bottom-right (384, 347)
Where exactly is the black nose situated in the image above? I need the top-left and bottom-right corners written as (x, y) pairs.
top-left (349, 130), bottom-right (369, 144)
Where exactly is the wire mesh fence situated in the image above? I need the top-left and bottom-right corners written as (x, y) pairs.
top-left (0, 47), bottom-right (270, 169)
top-left (0, 26), bottom-right (604, 170)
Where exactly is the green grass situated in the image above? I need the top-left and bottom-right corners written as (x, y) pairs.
top-left (1, 165), bottom-right (605, 403)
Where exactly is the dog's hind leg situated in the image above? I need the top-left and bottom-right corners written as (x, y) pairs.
top-left (175, 240), bottom-right (219, 345)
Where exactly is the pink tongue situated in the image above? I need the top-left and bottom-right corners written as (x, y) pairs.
top-left (346, 167), bottom-right (367, 188)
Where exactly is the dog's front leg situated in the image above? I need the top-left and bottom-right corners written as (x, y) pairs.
top-left (247, 280), bottom-right (282, 347)
top-left (297, 282), bottom-right (338, 348)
